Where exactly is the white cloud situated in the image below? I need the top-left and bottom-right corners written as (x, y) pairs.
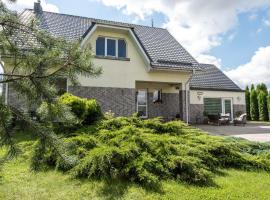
top-left (3, 0), bottom-right (59, 13)
top-left (95, 0), bottom-right (270, 60)
top-left (249, 13), bottom-right (258, 21)
top-left (257, 28), bottom-right (263, 33)
top-left (263, 19), bottom-right (270, 26)
top-left (196, 54), bottom-right (222, 68)
top-left (225, 46), bottom-right (270, 89)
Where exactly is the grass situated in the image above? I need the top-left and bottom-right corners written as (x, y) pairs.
top-left (1, 132), bottom-right (270, 200)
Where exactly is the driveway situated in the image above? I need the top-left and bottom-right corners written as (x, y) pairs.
top-left (195, 122), bottom-right (270, 142)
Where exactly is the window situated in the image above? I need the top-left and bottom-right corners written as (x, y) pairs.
top-left (96, 37), bottom-right (105, 56)
top-left (153, 90), bottom-right (162, 103)
top-left (204, 98), bottom-right (233, 119)
top-left (107, 39), bottom-right (116, 56)
top-left (118, 39), bottom-right (126, 58)
top-left (204, 98), bottom-right (222, 115)
top-left (96, 37), bottom-right (127, 58)
top-left (137, 90), bottom-right (147, 118)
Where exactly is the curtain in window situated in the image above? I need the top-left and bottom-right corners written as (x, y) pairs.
top-left (204, 98), bottom-right (222, 115)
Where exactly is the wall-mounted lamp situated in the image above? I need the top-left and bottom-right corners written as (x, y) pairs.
top-left (237, 96), bottom-right (241, 101)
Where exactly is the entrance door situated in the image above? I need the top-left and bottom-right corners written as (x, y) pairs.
top-left (222, 98), bottom-right (233, 120)
top-left (137, 90), bottom-right (148, 118)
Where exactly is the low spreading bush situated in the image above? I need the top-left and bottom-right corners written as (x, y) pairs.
top-left (59, 93), bottom-right (102, 124)
top-left (34, 116), bottom-right (270, 187)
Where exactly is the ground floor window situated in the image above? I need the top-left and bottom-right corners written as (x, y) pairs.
top-left (137, 90), bottom-right (147, 118)
top-left (204, 98), bottom-right (233, 119)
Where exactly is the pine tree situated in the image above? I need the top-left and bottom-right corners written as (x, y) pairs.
top-left (245, 86), bottom-right (251, 120)
top-left (250, 89), bottom-right (259, 121)
top-left (258, 91), bottom-right (269, 121)
top-left (0, 1), bottom-right (101, 166)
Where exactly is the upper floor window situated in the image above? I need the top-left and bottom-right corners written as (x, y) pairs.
top-left (96, 37), bottom-right (127, 58)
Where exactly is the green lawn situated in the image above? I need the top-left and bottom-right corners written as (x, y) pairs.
top-left (1, 132), bottom-right (270, 200)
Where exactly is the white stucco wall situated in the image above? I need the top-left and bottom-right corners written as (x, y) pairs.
top-left (190, 90), bottom-right (246, 105)
top-left (78, 26), bottom-right (192, 90)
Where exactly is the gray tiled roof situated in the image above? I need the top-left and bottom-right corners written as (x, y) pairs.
top-left (20, 9), bottom-right (199, 71)
top-left (190, 64), bottom-right (243, 91)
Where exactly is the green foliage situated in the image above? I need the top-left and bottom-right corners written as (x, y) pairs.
top-left (37, 116), bottom-right (270, 187)
top-left (245, 86), bottom-right (251, 120)
top-left (59, 93), bottom-right (103, 124)
top-left (256, 83), bottom-right (268, 93)
top-left (0, 1), bottom-right (102, 167)
top-left (250, 89), bottom-right (259, 121)
top-left (268, 93), bottom-right (270, 121)
top-left (258, 91), bottom-right (269, 121)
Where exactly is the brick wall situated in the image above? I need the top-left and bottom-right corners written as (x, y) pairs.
top-left (147, 92), bottom-right (180, 119)
top-left (69, 86), bottom-right (136, 117)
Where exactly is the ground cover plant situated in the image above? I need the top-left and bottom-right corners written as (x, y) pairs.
top-left (31, 116), bottom-right (270, 188)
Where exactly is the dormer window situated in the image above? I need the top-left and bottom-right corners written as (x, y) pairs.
top-left (96, 37), bottom-right (127, 58)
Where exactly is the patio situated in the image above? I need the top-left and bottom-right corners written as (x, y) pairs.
top-left (195, 122), bottom-right (270, 142)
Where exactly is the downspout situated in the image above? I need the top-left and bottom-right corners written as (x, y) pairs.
top-left (185, 69), bottom-right (196, 124)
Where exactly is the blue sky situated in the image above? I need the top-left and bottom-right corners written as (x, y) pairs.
top-left (3, 0), bottom-right (270, 88)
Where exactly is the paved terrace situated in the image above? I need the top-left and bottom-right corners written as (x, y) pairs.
top-left (195, 122), bottom-right (270, 142)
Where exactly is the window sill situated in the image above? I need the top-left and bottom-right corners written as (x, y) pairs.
top-left (95, 55), bottom-right (130, 61)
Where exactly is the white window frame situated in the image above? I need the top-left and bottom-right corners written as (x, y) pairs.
top-left (105, 37), bottom-right (117, 57)
top-left (137, 89), bottom-right (148, 118)
top-left (222, 98), bottom-right (233, 120)
top-left (96, 36), bottom-right (127, 58)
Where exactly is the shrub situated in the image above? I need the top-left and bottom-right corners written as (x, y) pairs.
top-left (59, 93), bottom-right (102, 124)
top-left (59, 93), bottom-right (87, 122)
top-left (39, 116), bottom-right (270, 187)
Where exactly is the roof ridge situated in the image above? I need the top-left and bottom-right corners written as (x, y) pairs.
top-left (25, 8), bottom-right (167, 30)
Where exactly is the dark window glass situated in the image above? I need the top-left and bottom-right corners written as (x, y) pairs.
top-left (118, 39), bottom-right (126, 58)
top-left (107, 39), bottom-right (116, 56)
top-left (96, 37), bottom-right (105, 56)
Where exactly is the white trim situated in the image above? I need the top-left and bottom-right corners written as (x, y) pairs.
top-left (80, 23), bottom-right (150, 66)
top-left (222, 98), bottom-right (233, 120)
top-left (105, 37), bottom-right (117, 57)
top-left (128, 29), bottom-right (150, 67)
top-left (81, 24), bottom-right (97, 47)
top-left (137, 89), bottom-right (148, 118)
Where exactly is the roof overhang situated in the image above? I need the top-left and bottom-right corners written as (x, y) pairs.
top-left (190, 87), bottom-right (245, 92)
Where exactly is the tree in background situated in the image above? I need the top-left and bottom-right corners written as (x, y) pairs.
top-left (245, 86), bottom-right (251, 120)
top-left (258, 91), bottom-right (269, 121)
top-left (268, 93), bottom-right (270, 122)
top-left (257, 83), bottom-right (268, 93)
top-left (251, 84), bottom-right (255, 91)
top-left (0, 1), bottom-right (101, 166)
top-left (250, 88), bottom-right (259, 121)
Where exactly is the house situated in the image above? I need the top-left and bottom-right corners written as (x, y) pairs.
top-left (189, 64), bottom-right (245, 123)
top-left (2, 1), bottom-right (245, 123)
